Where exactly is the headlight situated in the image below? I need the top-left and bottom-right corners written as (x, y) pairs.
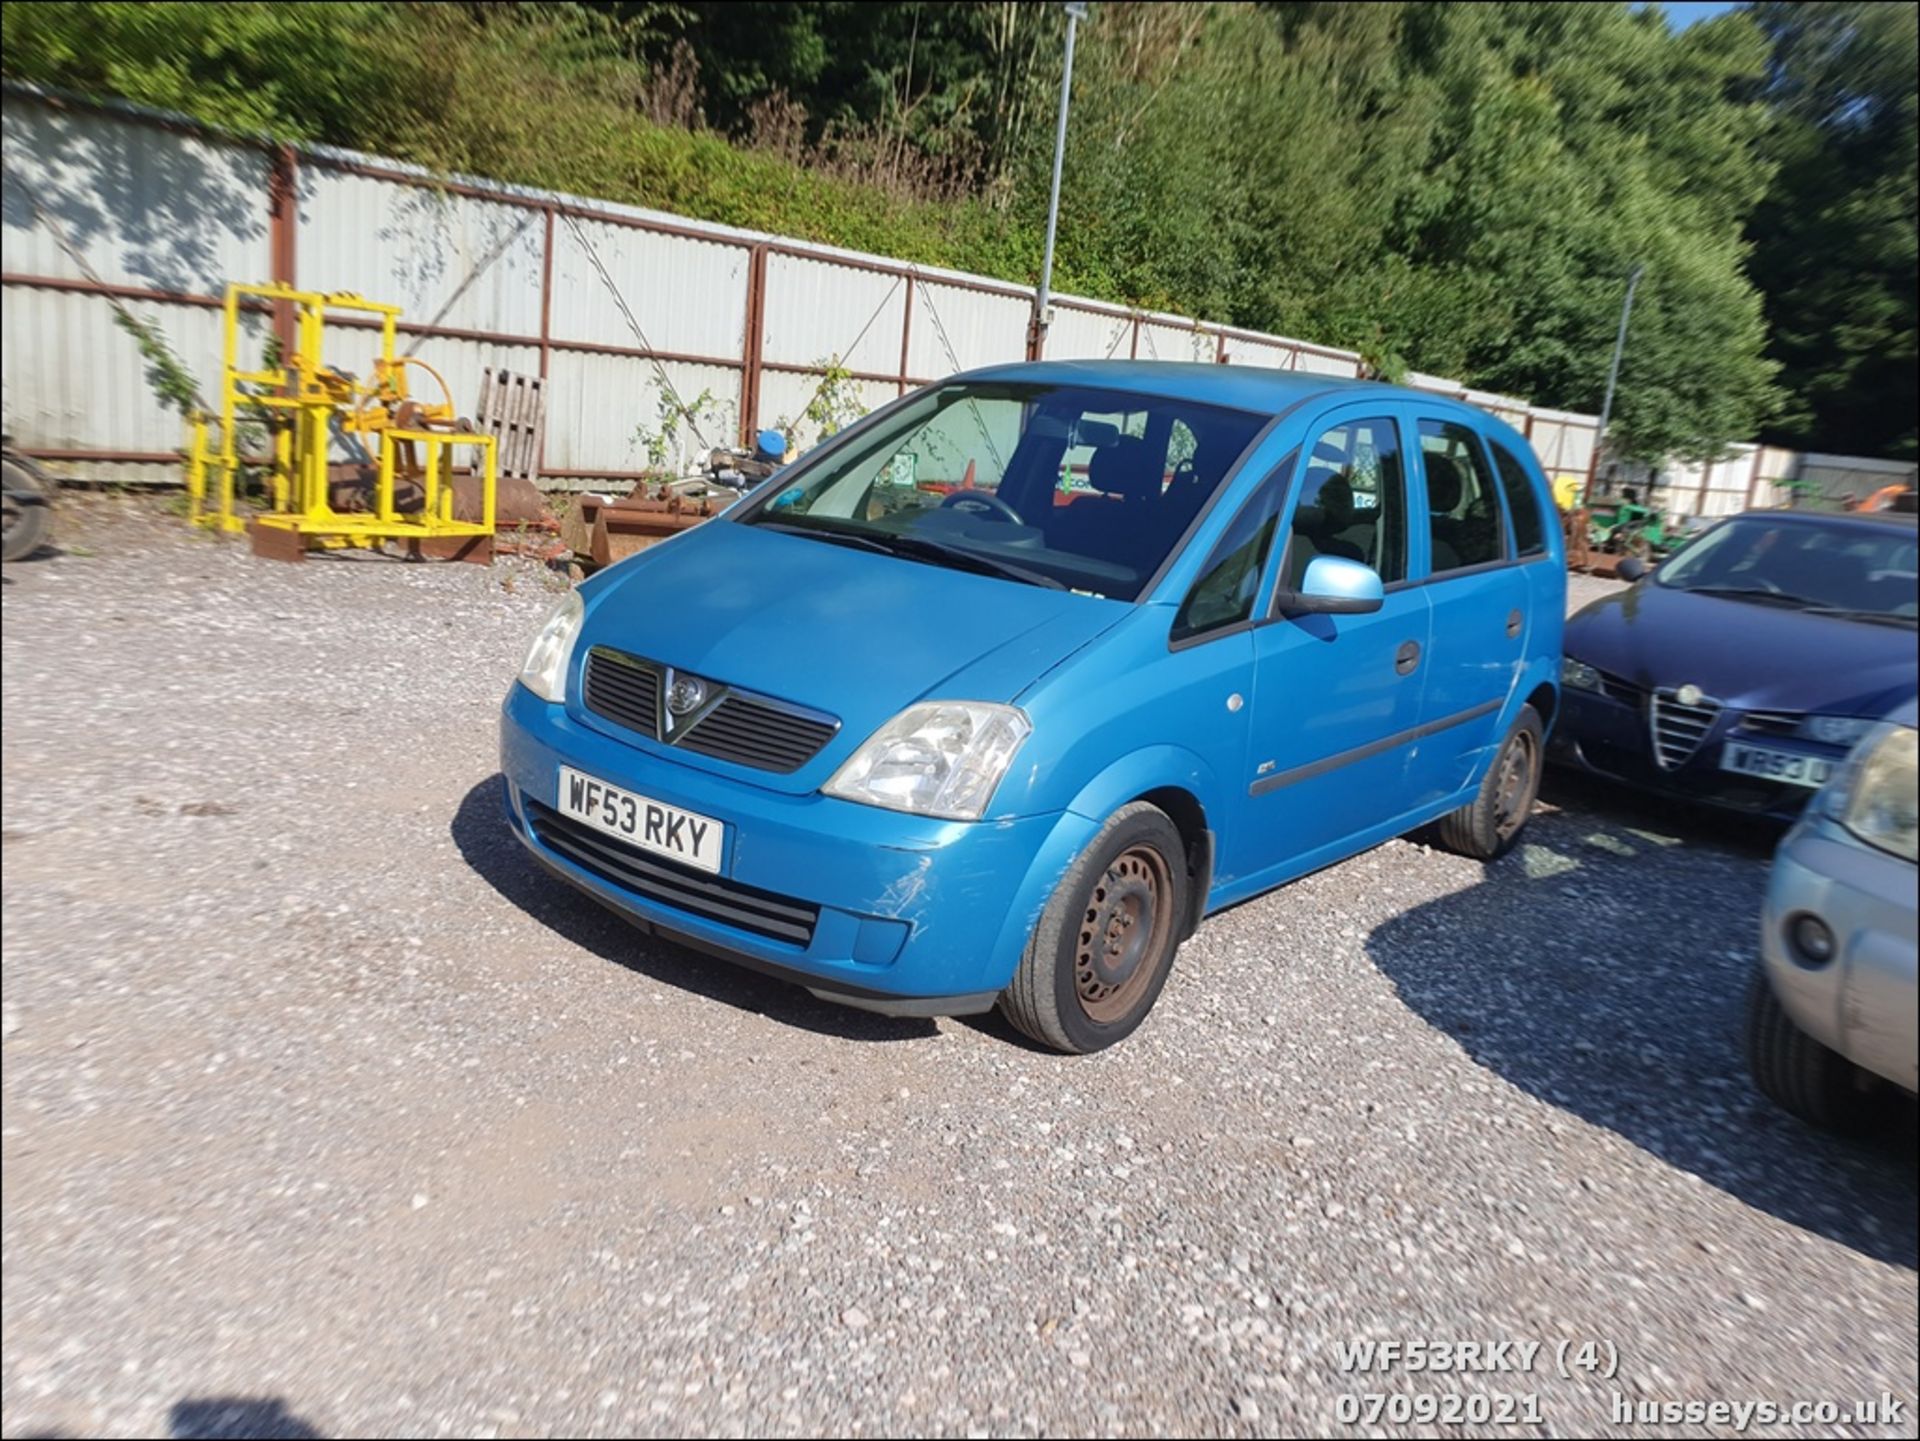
top-left (823, 701), bottom-right (1031, 820)
top-left (1797, 714), bottom-right (1874, 748)
top-left (1562, 658), bottom-right (1603, 692)
top-left (517, 590), bottom-right (585, 702)
top-left (1829, 724), bottom-right (1918, 862)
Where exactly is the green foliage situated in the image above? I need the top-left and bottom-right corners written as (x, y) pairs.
top-left (797, 357), bottom-right (866, 444)
top-left (6, 1), bottom-right (1909, 461)
top-left (1746, 1), bottom-right (1918, 459)
top-left (110, 307), bottom-right (200, 416)
top-left (0, 2), bottom-right (405, 139)
top-left (633, 386), bottom-right (726, 474)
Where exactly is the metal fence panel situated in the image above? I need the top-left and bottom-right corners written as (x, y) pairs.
top-left (761, 253), bottom-right (906, 376)
top-left (2, 288), bottom-right (244, 451)
top-left (757, 370), bottom-right (897, 453)
top-left (907, 280), bottom-right (1027, 379)
top-left (1134, 322), bottom-right (1217, 365)
top-left (1219, 338), bottom-right (1293, 370)
top-left (1045, 305), bottom-right (1134, 362)
top-left (1294, 348), bottom-right (1363, 378)
top-left (549, 216), bottom-right (748, 361)
top-left (542, 349), bottom-right (742, 477)
top-left (299, 164), bottom-right (544, 339)
top-left (1, 101), bottom-right (271, 294)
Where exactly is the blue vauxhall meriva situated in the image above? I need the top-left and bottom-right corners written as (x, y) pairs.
top-left (500, 361), bottom-right (1564, 1052)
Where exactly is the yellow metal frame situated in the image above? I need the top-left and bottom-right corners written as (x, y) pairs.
top-left (186, 282), bottom-right (496, 552)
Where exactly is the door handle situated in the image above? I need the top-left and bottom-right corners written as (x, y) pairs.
top-left (1395, 640), bottom-right (1421, 676)
top-left (1505, 608), bottom-right (1523, 639)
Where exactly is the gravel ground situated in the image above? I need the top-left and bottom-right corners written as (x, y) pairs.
top-left (4, 500), bottom-right (1914, 1440)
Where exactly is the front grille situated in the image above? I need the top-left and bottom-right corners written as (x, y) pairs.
top-left (1739, 709), bottom-right (1800, 738)
top-left (583, 650), bottom-right (661, 738)
top-left (1650, 689), bottom-right (1722, 770)
top-left (525, 799), bottom-right (819, 946)
top-left (673, 695), bottom-right (839, 771)
top-left (581, 647), bottom-right (838, 774)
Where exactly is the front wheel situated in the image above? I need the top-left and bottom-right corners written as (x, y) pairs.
top-left (1433, 706), bottom-right (1543, 860)
top-left (999, 802), bottom-right (1190, 1054)
top-left (1744, 971), bottom-right (1889, 1136)
top-left (2, 454), bottom-right (54, 563)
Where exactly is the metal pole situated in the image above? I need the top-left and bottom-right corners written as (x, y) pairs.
top-left (1593, 262), bottom-right (1644, 483)
top-left (1032, 2), bottom-right (1086, 359)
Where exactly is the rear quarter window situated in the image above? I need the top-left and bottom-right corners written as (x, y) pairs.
top-left (1491, 441), bottom-right (1548, 557)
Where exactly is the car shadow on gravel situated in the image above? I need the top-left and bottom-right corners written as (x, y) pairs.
top-left (1367, 800), bottom-right (1918, 1270)
top-left (169, 1397), bottom-right (320, 1439)
top-left (451, 778), bottom-right (939, 1043)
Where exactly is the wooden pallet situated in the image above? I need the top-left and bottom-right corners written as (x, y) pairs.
top-left (476, 368), bottom-right (546, 485)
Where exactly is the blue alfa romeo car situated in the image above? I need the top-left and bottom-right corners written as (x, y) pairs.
top-left (500, 362), bottom-right (1564, 1051)
top-left (1557, 509), bottom-right (1918, 820)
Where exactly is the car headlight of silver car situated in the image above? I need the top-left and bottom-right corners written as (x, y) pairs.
top-left (1825, 723), bottom-right (1918, 862)
top-left (1561, 658), bottom-right (1603, 692)
top-left (516, 590), bottom-right (585, 703)
top-left (1796, 714), bottom-right (1876, 748)
top-left (824, 701), bottom-right (1031, 820)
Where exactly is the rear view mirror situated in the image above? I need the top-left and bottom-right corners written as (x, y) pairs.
top-left (1027, 416), bottom-right (1120, 449)
top-left (1279, 555), bottom-right (1385, 616)
top-left (1615, 556), bottom-right (1647, 582)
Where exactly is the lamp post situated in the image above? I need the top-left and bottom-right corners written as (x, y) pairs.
top-left (1592, 262), bottom-right (1645, 492)
top-left (1030, 1), bottom-right (1087, 360)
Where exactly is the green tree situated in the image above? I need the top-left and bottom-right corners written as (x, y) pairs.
top-left (1746, 1), bottom-right (1918, 459)
top-left (2, 0), bottom-right (1836, 462)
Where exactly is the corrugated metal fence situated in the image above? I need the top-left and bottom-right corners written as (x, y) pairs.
top-left (6, 82), bottom-right (1889, 515)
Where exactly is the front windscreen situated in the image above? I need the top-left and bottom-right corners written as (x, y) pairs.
top-left (1656, 515), bottom-right (1918, 624)
top-left (735, 383), bottom-right (1266, 599)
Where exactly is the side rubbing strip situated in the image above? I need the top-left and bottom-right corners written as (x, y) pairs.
top-left (1248, 699), bottom-right (1503, 796)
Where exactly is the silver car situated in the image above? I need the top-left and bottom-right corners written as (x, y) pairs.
top-left (1747, 700), bottom-right (1918, 1133)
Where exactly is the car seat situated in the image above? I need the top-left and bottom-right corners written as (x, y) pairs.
top-left (1045, 436), bottom-right (1160, 561)
top-left (1425, 452), bottom-right (1466, 572)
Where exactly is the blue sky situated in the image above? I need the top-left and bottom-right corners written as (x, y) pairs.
top-left (1642, 1), bottom-right (1744, 27)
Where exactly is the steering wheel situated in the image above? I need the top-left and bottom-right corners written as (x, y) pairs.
top-left (940, 489), bottom-right (1022, 523)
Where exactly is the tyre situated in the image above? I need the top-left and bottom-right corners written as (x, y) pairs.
top-left (999, 802), bottom-right (1189, 1054)
top-left (2, 455), bottom-right (54, 563)
top-left (1744, 970), bottom-right (1888, 1136)
top-left (1433, 705), bottom-right (1543, 860)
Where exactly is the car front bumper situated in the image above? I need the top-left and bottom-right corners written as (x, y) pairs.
top-left (498, 682), bottom-right (1099, 1014)
top-left (1761, 812), bottom-right (1919, 1093)
top-left (1549, 688), bottom-right (1835, 822)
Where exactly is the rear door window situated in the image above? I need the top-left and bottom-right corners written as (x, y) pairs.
top-left (1417, 420), bottom-right (1508, 574)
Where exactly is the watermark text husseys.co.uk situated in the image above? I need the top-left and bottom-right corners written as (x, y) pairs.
top-left (1612, 1391), bottom-right (1908, 1431)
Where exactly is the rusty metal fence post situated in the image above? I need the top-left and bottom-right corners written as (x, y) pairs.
top-left (267, 143), bottom-right (299, 372)
top-left (739, 243), bottom-right (770, 445)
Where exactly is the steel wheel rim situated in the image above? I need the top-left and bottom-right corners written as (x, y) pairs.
top-left (1075, 844), bottom-right (1174, 1024)
top-left (1493, 729), bottom-right (1539, 842)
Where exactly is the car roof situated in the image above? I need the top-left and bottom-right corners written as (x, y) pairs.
top-left (959, 358), bottom-right (1481, 422)
top-left (1732, 507), bottom-right (1919, 530)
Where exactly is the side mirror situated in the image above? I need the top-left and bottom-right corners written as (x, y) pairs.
top-left (1615, 556), bottom-right (1647, 583)
top-left (1280, 555), bottom-right (1385, 616)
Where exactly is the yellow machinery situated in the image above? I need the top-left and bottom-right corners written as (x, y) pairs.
top-left (186, 283), bottom-right (496, 560)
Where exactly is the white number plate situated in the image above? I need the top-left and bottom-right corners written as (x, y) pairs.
top-left (1719, 741), bottom-right (1833, 791)
top-left (558, 766), bottom-right (724, 873)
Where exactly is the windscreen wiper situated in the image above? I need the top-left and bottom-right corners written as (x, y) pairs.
top-left (755, 517), bottom-right (1066, 590)
top-left (1683, 585), bottom-right (1816, 608)
top-left (870, 532), bottom-right (1068, 590)
top-left (755, 518), bottom-right (897, 557)
top-left (1801, 605), bottom-right (1917, 628)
